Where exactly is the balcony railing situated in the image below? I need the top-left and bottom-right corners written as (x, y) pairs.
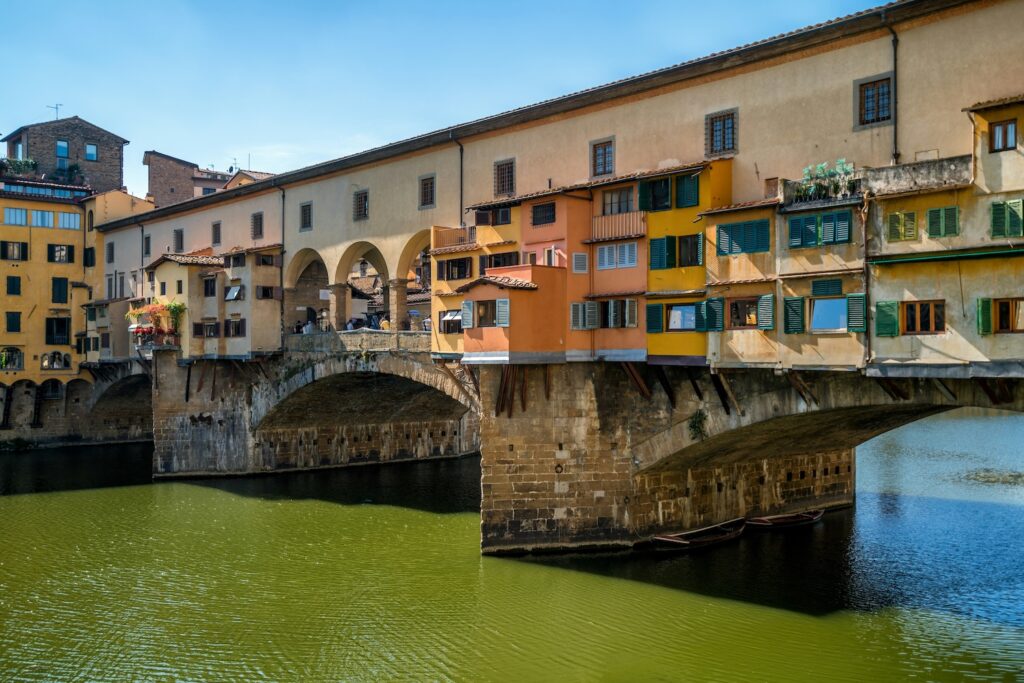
top-left (285, 329), bottom-right (430, 354)
top-left (590, 211), bottom-right (647, 241)
top-left (433, 226), bottom-right (476, 249)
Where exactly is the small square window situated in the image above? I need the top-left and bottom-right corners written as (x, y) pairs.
top-left (728, 298), bottom-right (759, 329)
top-left (810, 298), bottom-right (848, 333)
top-left (225, 285), bottom-right (244, 301)
top-left (592, 139), bottom-right (614, 177)
top-left (300, 202), bottom-right (313, 230)
top-left (532, 202), bottom-right (556, 226)
top-left (705, 109), bottom-right (737, 157)
top-left (990, 119), bottom-right (1017, 153)
top-left (56, 140), bottom-right (69, 159)
top-left (85, 144), bottom-right (98, 161)
top-left (667, 304), bottom-right (697, 331)
top-left (855, 75), bottom-right (892, 128)
top-left (353, 190), bottom-right (369, 221)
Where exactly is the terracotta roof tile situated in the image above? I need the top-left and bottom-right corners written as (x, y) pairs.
top-left (430, 242), bottom-right (481, 256)
top-left (698, 198), bottom-right (781, 216)
top-left (454, 275), bottom-right (538, 293)
top-left (963, 93), bottom-right (1024, 112)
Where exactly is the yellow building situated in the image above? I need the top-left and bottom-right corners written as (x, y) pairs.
top-left (0, 176), bottom-right (90, 396)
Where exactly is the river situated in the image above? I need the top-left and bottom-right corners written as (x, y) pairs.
top-left (1, 408), bottom-right (1022, 682)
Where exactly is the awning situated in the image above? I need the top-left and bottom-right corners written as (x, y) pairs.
top-left (442, 310), bottom-right (461, 321)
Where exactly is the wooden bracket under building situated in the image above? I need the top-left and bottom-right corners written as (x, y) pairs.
top-left (195, 361), bottom-right (210, 394)
top-left (520, 366), bottom-right (528, 412)
top-left (787, 370), bottom-right (819, 406)
top-left (875, 377), bottom-right (909, 401)
top-left (975, 377), bottom-right (1014, 405)
top-left (184, 363), bottom-right (192, 403)
top-left (685, 367), bottom-right (704, 402)
top-left (653, 365), bottom-right (676, 409)
top-left (931, 377), bottom-right (957, 402)
top-left (543, 364), bottom-right (551, 401)
top-left (620, 362), bottom-right (652, 400)
top-left (708, 373), bottom-right (732, 416)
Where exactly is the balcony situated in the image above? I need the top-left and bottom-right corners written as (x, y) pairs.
top-left (861, 155), bottom-right (972, 197)
top-left (432, 226), bottom-right (477, 250)
top-left (589, 211), bottom-right (647, 242)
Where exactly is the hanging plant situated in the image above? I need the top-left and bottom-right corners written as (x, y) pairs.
top-left (687, 409), bottom-right (709, 442)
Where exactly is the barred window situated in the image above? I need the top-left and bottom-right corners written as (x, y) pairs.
top-left (706, 109), bottom-right (737, 156)
top-left (251, 212), bottom-right (264, 239)
top-left (494, 159), bottom-right (515, 197)
top-left (353, 190), bottom-right (369, 220)
top-left (592, 140), bottom-right (614, 176)
top-left (859, 78), bottom-right (891, 126)
top-left (300, 202), bottom-right (313, 230)
top-left (419, 175), bottom-right (435, 208)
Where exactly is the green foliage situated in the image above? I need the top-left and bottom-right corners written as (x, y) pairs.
top-left (796, 158), bottom-right (857, 202)
top-left (687, 409), bottom-right (708, 442)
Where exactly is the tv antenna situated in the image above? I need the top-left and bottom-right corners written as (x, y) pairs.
top-left (47, 104), bottom-right (63, 120)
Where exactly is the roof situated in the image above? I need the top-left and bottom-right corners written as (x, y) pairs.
top-left (430, 242), bottom-right (481, 256)
top-left (454, 275), bottom-right (539, 293)
top-left (220, 243), bottom-right (282, 255)
top-left (95, 0), bottom-right (973, 233)
top-left (963, 93), bottom-right (1024, 112)
top-left (143, 150), bottom-right (197, 168)
top-left (145, 252), bottom-right (225, 270)
top-left (349, 275), bottom-right (381, 295)
top-left (467, 160), bottom-right (708, 210)
top-left (698, 198), bottom-right (781, 216)
top-left (1, 116), bottom-right (128, 144)
top-left (234, 169), bottom-right (275, 181)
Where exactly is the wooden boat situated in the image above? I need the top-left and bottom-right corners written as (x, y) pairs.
top-left (746, 509), bottom-right (824, 529)
top-left (647, 517), bottom-right (746, 552)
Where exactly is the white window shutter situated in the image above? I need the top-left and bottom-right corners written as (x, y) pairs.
top-left (572, 252), bottom-right (588, 273)
top-left (570, 303), bottom-right (583, 330)
top-left (496, 298), bottom-right (510, 327)
top-left (618, 241), bottom-right (637, 267)
top-left (461, 300), bottom-right (475, 329)
top-left (585, 301), bottom-right (600, 330)
top-left (625, 299), bottom-right (638, 327)
top-left (608, 300), bottom-right (620, 328)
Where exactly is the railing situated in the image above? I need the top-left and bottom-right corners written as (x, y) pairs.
top-left (285, 329), bottom-right (430, 354)
top-left (591, 211), bottom-right (646, 241)
top-left (433, 226), bottom-right (476, 249)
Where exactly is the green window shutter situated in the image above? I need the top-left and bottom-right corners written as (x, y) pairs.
top-left (875, 300), bottom-right (899, 337)
top-left (495, 298), bottom-right (510, 327)
top-left (1009, 199), bottom-right (1023, 237)
top-left (649, 237), bottom-right (666, 270)
top-left (927, 208), bottom-right (943, 238)
top-left (788, 217), bottom-right (802, 248)
top-left (887, 213), bottom-right (902, 241)
top-left (706, 297), bottom-right (725, 331)
top-left (696, 234), bottom-right (704, 265)
top-left (904, 211), bottom-right (917, 240)
top-left (992, 201), bottom-right (1007, 237)
top-left (835, 211), bottom-right (851, 243)
top-left (665, 235), bottom-right (677, 268)
top-left (943, 206), bottom-right (959, 236)
top-left (811, 278), bottom-right (843, 297)
top-left (821, 212), bottom-right (836, 244)
top-left (757, 294), bottom-right (775, 330)
top-left (47, 244), bottom-right (56, 262)
top-left (461, 300), bottom-right (475, 329)
top-left (694, 301), bottom-right (707, 331)
top-left (646, 303), bottom-right (663, 333)
top-left (675, 174), bottom-right (699, 208)
top-left (977, 298), bottom-right (992, 336)
top-left (847, 294), bottom-right (867, 332)
top-left (755, 220), bottom-right (771, 252)
top-left (717, 225), bottom-right (731, 255)
top-left (801, 215), bottom-right (819, 247)
top-left (67, 246), bottom-right (74, 263)
top-left (638, 181), bottom-right (652, 211)
top-left (783, 297), bottom-right (805, 334)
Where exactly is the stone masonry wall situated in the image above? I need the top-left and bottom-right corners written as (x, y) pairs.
top-left (145, 154), bottom-right (197, 208)
top-left (23, 119), bottom-right (125, 192)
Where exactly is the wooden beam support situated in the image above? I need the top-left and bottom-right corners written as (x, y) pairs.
top-left (875, 377), bottom-right (908, 401)
top-left (716, 371), bottom-right (744, 416)
top-left (196, 361), bottom-right (210, 393)
top-left (931, 377), bottom-right (957, 402)
top-left (685, 367), bottom-right (704, 401)
top-left (184, 363), bottom-right (192, 403)
top-left (210, 361), bottom-right (216, 400)
top-left (506, 365), bottom-right (517, 418)
top-left (520, 366), bottom-right (528, 412)
top-left (653, 365), bottom-right (675, 409)
top-left (787, 371), bottom-right (818, 406)
top-left (495, 365), bottom-right (509, 417)
top-left (975, 377), bottom-right (1012, 405)
top-left (708, 373), bottom-right (732, 416)
top-left (620, 362), bottom-right (652, 400)
top-left (543, 364), bottom-right (551, 401)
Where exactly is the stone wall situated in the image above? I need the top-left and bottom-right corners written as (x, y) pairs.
top-left (21, 118), bottom-right (125, 192)
top-left (144, 154), bottom-right (197, 208)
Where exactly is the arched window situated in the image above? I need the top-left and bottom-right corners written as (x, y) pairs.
top-left (40, 379), bottom-right (63, 400)
top-left (0, 348), bottom-right (23, 370)
top-left (87, 210), bottom-right (94, 231)
top-left (41, 351), bottom-right (67, 370)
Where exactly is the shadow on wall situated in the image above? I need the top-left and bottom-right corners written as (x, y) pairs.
top-left (0, 442), bottom-right (154, 496)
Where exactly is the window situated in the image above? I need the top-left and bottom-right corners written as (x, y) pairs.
top-left (202, 187), bottom-right (217, 196)
top-left (599, 300), bottom-right (636, 329)
top-left (706, 109), bottom-right (737, 156)
top-left (788, 210), bottom-right (852, 248)
top-left (995, 299), bottom-right (1024, 333)
top-left (419, 175), bottom-right (436, 209)
top-left (717, 220), bottom-right (770, 255)
top-left (56, 140), bottom-right (69, 158)
top-left (902, 301), bottom-right (945, 335)
top-left (858, 77), bottom-right (892, 126)
top-left (436, 257), bottom-right (472, 281)
top-left (143, 235), bottom-right (151, 257)
top-left (678, 234), bottom-right (703, 267)
top-left (176, 280), bottom-right (183, 295)
top-left (203, 278), bottom-right (217, 297)
top-left (100, 333), bottom-right (110, 349)
top-left (106, 242), bottom-right (114, 263)
top-left (212, 221), bottom-right (221, 246)
top-left (300, 202), bottom-right (313, 230)
top-left (990, 199), bottom-right (1023, 238)
top-left (543, 247), bottom-right (557, 266)
top-left (572, 252), bottom-right (588, 273)
top-left (990, 119), bottom-right (1017, 153)
top-left (569, 302), bottom-right (600, 330)
top-left (532, 202), bottom-right (556, 226)
top-left (225, 285), bottom-right (244, 301)
top-left (229, 253), bottom-right (245, 268)
top-left (86, 307), bottom-right (96, 322)
top-left (147, 271), bottom-right (155, 285)
top-left (638, 178), bottom-right (671, 212)
top-left (440, 309), bottom-right (463, 335)
top-left (479, 251), bottom-right (520, 275)
top-left (596, 241), bottom-right (637, 270)
top-left (7, 276), bottom-right (21, 295)
top-left (83, 247), bottom-right (95, 267)
top-left (667, 304), bottom-right (697, 331)
top-left (223, 319), bottom-right (246, 338)
top-left (204, 322), bottom-right (220, 338)
top-left (1, 347), bottom-right (24, 369)
top-left (48, 244), bottom-right (74, 263)
top-left (728, 298), bottom-right (759, 329)
top-left (887, 211), bottom-right (917, 241)
top-left (31, 211), bottom-right (54, 227)
top-left (927, 207), bottom-right (959, 238)
top-left (675, 174), bottom-right (700, 208)
top-left (250, 212), bottom-right (264, 239)
top-left (45, 317), bottom-right (70, 345)
top-left (6, 312), bottom-right (21, 333)
top-left (810, 298), bottom-right (848, 333)
top-left (353, 190), bottom-right (369, 220)
top-left (173, 229), bottom-right (184, 253)
top-left (51, 277), bottom-right (69, 304)
top-left (160, 282), bottom-right (166, 296)
top-left (493, 207), bottom-right (511, 225)
top-left (255, 285), bottom-right (277, 299)
top-left (4, 208), bottom-right (27, 225)
top-left (58, 213), bottom-right (80, 229)
top-left (85, 143), bottom-right (98, 161)
top-left (591, 139), bottom-right (614, 177)
top-left (1, 241), bottom-right (28, 261)
top-left (602, 188), bottom-right (633, 215)
top-left (476, 300), bottom-right (496, 328)
top-left (494, 159), bottom-right (515, 197)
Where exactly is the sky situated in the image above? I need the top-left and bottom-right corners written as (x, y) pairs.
top-left (3, 0), bottom-right (877, 197)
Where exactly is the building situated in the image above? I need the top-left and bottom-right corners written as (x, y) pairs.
top-left (224, 169), bottom-right (275, 190)
top-left (143, 151), bottom-right (232, 207)
top-left (2, 116), bottom-right (128, 192)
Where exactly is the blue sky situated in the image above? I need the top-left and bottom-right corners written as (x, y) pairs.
top-left (4, 0), bottom-right (876, 196)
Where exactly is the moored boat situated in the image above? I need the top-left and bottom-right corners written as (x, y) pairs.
top-left (746, 509), bottom-right (824, 529)
top-left (644, 517), bottom-right (746, 552)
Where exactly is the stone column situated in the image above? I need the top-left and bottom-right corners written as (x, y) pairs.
top-left (388, 278), bottom-right (409, 332)
top-left (328, 283), bottom-right (351, 331)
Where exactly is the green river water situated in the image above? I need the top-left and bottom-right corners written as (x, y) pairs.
top-left (1, 408), bottom-right (1022, 682)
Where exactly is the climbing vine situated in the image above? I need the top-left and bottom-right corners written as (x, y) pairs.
top-left (687, 409), bottom-right (708, 442)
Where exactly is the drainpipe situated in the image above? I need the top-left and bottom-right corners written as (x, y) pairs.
top-left (885, 20), bottom-right (900, 166)
top-left (278, 185), bottom-right (286, 349)
top-left (139, 223), bottom-right (144, 299)
top-left (451, 133), bottom-right (464, 227)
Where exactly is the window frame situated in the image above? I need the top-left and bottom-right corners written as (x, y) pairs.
top-left (994, 298), bottom-right (1024, 333)
top-left (353, 189), bottom-right (369, 221)
top-left (203, 278), bottom-right (217, 298)
top-left (602, 187), bottom-right (634, 216)
top-left (494, 158), bottom-right (516, 197)
top-left (901, 300), bottom-right (946, 335)
top-left (531, 202), bottom-right (556, 226)
top-left (418, 174), bottom-right (436, 209)
top-left (990, 119), bottom-right (1018, 153)
top-left (476, 299), bottom-right (497, 328)
top-left (666, 303), bottom-right (698, 332)
top-left (590, 137), bottom-right (614, 177)
top-left (853, 73), bottom-right (893, 130)
top-left (211, 221), bottom-right (221, 246)
top-left (809, 297), bottom-right (849, 334)
top-left (705, 108), bottom-right (738, 157)
top-left (56, 139), bottom-right (69, 159)
top-left (727, 297), bottom-right (760, 330)
top-left (299, 202), bottom-right (313, 231)
top-left (85, 143), bottom-right (99, 162)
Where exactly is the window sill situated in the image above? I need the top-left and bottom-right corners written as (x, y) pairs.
top-left (852, 118), bottom-right (893, 133)
top-left (418, 204), bottom-right (436, 211)
top-left (299, 227), bottom-right (313, 232)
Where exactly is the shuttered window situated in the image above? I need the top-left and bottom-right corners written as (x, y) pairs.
top-left (649, 236), bottom-right (676, 269)
top-left (717, 220), bottom-right (770, 255)
top-left (645, 303), bottom-right (663, 333)
top-left (990, 199), bottom-right (1023, 238)
top-left (678, 234), bottom-right (703, 266)
top-left (638, 178), bottom-right (672, 212)
top-left (495, 298), bottom-right (510, 328)
top-left (251, 212), bottom-right (264, 239)
top-left (572, 252), bottom-right (588, 273)
top-left (597, 245), bottom-right (616, 270)
top-left (705, 297), bottom-right (725, 331)
top-left (624, 299), bottom-right (637, 328)
top-left (788, 210), bottom-right (851, 248)
top-left (51, 277), bottom-right (69, 304)
top-left (461, 300), bottom-right (475, 329)
top-left (584, 302), bottom-right (599, 330)
top-left (977, 298), bottom-right (993, 335)
top-left (811, 279), bottom-right (843, 297)
top-left (874, 301), bottom-right (899, 337)
top-left (675, 173), bottom-right (699, 208)
top-left (927, 207), bottom-right (959, 237)
top-left (173, 229), bottom-right (184, 253)
top-left (617, 241), bottom-right (637, 268)
top-left (783, 297), bottom-right (805, 334)
top-left (887, 211), bottom-right (917, 241)
top-left (847, 294), bottom-right (867, 332)
top-left (757, 294), bottom-right (775, 330)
